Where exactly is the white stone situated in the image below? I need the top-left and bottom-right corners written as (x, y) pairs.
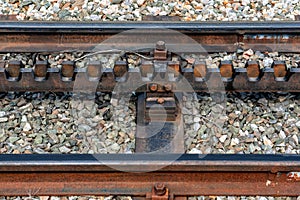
top-left (244, 49), bottom-right (254, 56)
top-left (19, 103), bottom-right (33, 110)
top-left (136, 0), bottom-right (145, 6)
top-left (262, 0), bottom-right (269, 6)
top-left (193, 116), bottom-right (201, 123)
top-left (0, 111), bottom-right (6, 118)
top-left (59, 146), bottom-right (71, 153)
top-left (263, 57), bottom-right (273, 68)
top-left (230, 138), bottom-right (239, 146)
top-left (219, 135), bottom-right (227, 143)
top-left (110, 98), bottom-right (118, 107)
top-left (250, 124), bottom-right (258, 130)
top-left (258, 126), bottom-right (265, 132)
top-left (21, 115), bottom-right (27, 122)
top-left (189, 148), bottom-right (202, 154)
top-left (292, 134), bottom-right (299, 145)
top-left (193, 122), bottom-right (200, 131)
top-left (263, 135), bottom-right (273, 147)
top-left (0, 117), bottom-right (8, 123)
top-left (239, 130), bottom-right (246, 136)
top-left (296, 121), bottom-right (300, 128)
top-left (279, 130), bottom-right (286, 139)
top-left (53, 3), bottom-right (60, 12)
top-left (23, 122), bottom-right (31, 132)
top-left (110, 143), bottom-right (120, 152)
top-left (241, 0), bottom-right (250, 6)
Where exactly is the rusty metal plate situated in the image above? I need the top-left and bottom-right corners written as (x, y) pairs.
top-left (0, 154), bottom-right (299, 197)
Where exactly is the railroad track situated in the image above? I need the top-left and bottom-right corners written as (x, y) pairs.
top-left (0, 21), bottom-right (299, 198)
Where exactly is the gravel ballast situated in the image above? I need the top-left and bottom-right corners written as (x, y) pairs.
top-left (0, 91), bottom-right (299, 155)
top-left (0, 92), bottom-right (136, 154)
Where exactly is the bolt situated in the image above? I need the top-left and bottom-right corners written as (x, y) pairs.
top-left (149, 83), bottom-right (158, 92)
top-left (154, 183), bottom-right (166, 196)
top-left (156, 41), bottom-right (166, 51)
top-left (157, 98), bottom-right (165, 104)
top-left (164, 84), bottom-right (172, 92)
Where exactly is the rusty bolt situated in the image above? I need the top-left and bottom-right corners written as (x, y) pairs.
top-left (164, 84), bottom-right (172, 92)
top-left (157, 98), bottom-right (165, 104)
top-left (156, 41), bottom-right (166, 51)
top-left (149, 83), bottom-right (158, 92)
top-left (154, 183), bottom-right (166, 196)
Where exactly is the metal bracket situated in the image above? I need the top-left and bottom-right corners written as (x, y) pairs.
top-left (145, 83), bottom-right (178, 122)
top-left (135, 41), bottom-right (184, 153)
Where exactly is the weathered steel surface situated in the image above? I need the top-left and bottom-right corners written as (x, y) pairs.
top-left (135, 92), bottom-right (184, 153)
top-left (1, 66), bottom-right (300, 92)
top-left (0, 33), bottom-right (299, 53)
top-left (1, 171), bottom-right (299, 196)
top-left (0, 22), bottom-right (299, 52)
top-left (0, 14), bottom-right (17, 21)
top-left (0, 154), bottom-right (299, 197)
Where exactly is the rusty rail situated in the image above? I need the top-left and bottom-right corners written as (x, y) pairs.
top-left (0, 154), bottom-right (299, 197)
top-left (0, 21), bottom-right (300, 53)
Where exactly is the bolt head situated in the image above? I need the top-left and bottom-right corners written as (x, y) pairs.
top-left (157, 98), bottom-right (165, 104)
top-left (156, 41), bottom-right (166, 51)
top-left (164, 84), bottom-right (172, 92)
top-left (154, 183), bottom-right (166, 196)
top-left (149, 83), bottom-right (158, 92)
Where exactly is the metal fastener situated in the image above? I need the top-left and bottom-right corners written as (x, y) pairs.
top-left (164, 84), bottom-right (172, 92)
top-left (154, 183), bottom-right (166, 196)
top-left (157, 98), bottom-right (165, 104)
top-left (156, 41), bottom-right (166, 51)
top-left (149, 83), bottom-right (158, 92)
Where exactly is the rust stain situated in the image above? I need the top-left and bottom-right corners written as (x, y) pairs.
top-left (34, 61), bottom-right (48, 78)
top-left (113, 61), bottom-right (128, 78)
top-left (87, 62), bottom-right (102, 78)
top-left (273, 62), bottom-right (287, 78)
top-left (61, 61), bottom-right (74, 78)
top-left (247, 61), bottom-right (260, 79)
top-left (0, 14), bottom-right (17, 21)
top-left (194, 61), bottom-right (207, 78)
top-left (0, 171), bottom-right (300, 196)
top-left (141, 61), bottom-right (153, 77)
top-left (7, 60), bottom-right (21, 78)
top-left (287, 172), bottom-right (300, 181)
top-left (220, 61), bottom-right (233, 78)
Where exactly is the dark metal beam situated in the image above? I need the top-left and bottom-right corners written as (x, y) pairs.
top-left (0, 21), bottom-right (300, 33)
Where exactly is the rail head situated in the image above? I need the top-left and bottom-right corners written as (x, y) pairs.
top-left (0, 21), bottom-right (300, 33)
top-left (0, 154), bottom-right (299, 172)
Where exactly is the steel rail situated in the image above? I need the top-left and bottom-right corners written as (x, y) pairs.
top-left (0, 21), bottom-right (299, 53)
top-left (0, 21), bottom-right (300, 33)
top-left (0, 154), bottom-right (299, 197)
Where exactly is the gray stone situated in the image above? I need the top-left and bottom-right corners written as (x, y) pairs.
top-left (0, 117), bottom-right (8, 122)
top-left (59, 146), bottom-right (71, 153)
